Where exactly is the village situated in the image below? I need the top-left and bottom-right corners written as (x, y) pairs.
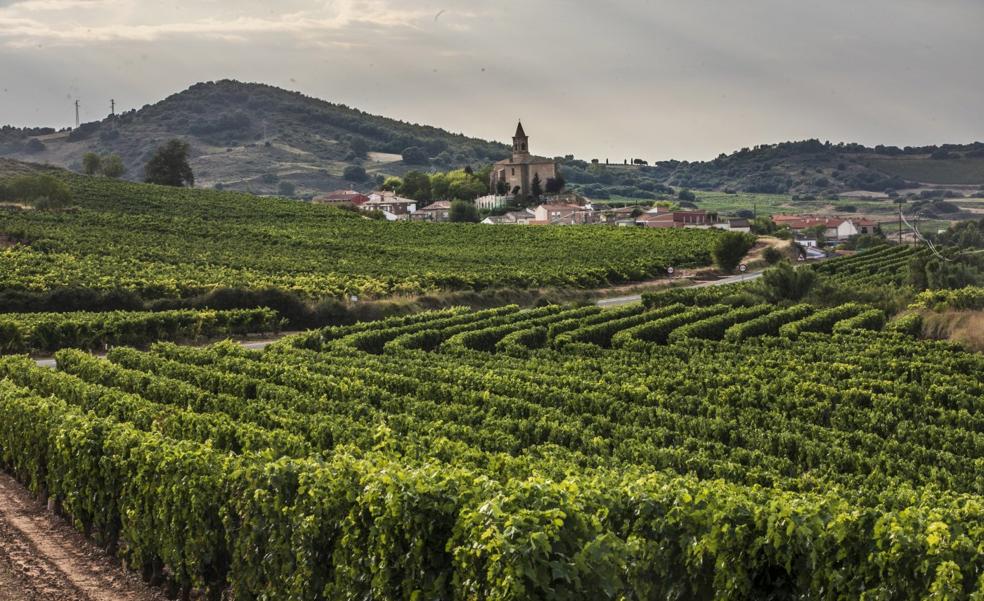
top-left (312, 121), bottom-right (884, 252)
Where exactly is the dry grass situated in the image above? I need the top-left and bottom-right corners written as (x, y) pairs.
top-left (921, 310), bottom-right (984, 352)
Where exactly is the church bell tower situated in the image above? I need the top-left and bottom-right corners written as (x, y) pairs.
top-left (512, 120), bottom-right (529, 161)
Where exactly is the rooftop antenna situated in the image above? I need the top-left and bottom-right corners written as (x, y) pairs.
top-left (110, 99), bottom-right (115, 116)
top-left (74, 99), bottom-right (80, 128)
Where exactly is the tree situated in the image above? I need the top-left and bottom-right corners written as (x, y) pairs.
top-left (400, 171), bottom-right (431, 202)
top-left (757, 261), bottom-right (816, 302)
top-left (712, 232), bottom-right (755, 273)
top-left (278, 181), bottom-right (296, 197)
top-left (495, 179), bottom-right (509, 195)
top-left (82, 152), bottom-right (102, 175)
top-left (349, 137), bottom-right (369, 158)
top-left (401, 146), bottom-right (429, 165)
top-left (677, 189), bottom-right (696, 202)
top-left (430, 173), bottom-right (450, 200)
top-left (343, 166), bottom-right (368, 182)
top-left (545, 175), bottom-right (566, 194)
top-left (449, 200), bottom-right (480, 222)
top-left (100, 154), bottom-right (125, 178)
top-left (381, 176), bottom-right (403, 192)
top-left (144, 139), bottom-right (194, 187)
top-left (531, 173), bottom-right (542, 198)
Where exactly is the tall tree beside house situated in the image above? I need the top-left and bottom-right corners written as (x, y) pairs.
top-left (144, 139), bottom-right (194, 187)
top-left (400, 171), bottom-right (432, 202)
top-left (531, 173), bottom-right (542, 199)
top-left (496, 179), bottom-right (509, 195)
top-left (82, 152), bottom-right (101, 176)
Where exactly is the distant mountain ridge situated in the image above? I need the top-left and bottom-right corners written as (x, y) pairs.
top-left (1, 80), bottom-right (983, 200)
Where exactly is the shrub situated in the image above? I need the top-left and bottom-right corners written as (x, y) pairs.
top-left (712, 232), bottom-right (755, 273)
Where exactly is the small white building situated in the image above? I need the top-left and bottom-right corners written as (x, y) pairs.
top-left (475, 195), bottom-right (509, 211)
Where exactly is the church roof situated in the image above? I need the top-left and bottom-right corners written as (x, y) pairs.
top-left (514, 121), bottom-right (527, 138)
top-left (494, 154), bottom-right (556, 166)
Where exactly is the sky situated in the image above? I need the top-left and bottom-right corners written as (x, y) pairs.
top-left (0, 0), bottom-right (982, 161)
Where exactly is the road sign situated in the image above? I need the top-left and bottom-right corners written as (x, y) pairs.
top-left (350, 295), bottom-right (359, 303)
top-left (797, 255), bottom-right (805, 262)
top-left (666, 266), bottom-right (674, 275)
top-left (739, 264), bottom-right (747, 273)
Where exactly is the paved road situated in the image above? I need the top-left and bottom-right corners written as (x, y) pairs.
top-left (596, 270), bottom-right (763, 308)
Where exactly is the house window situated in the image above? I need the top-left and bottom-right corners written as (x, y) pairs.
top-left (511, 168), bottom-right (515, 176)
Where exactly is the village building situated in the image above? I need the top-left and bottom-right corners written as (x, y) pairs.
top-left (312, 189), bottom-right (369, 206)
top-left (530, 203), bottom-right (598, 225)
top-left (411, 200), bottom-right (452, 222)
top-left (636, 208), bottom-right (712, 228)
top-left (361, 191), bottom-right (417, 221)
top-left (771, 215), bottom-right (877, 240)
top-left (482, 209), bottom-right (535, 225)
top-left (711, 218), bottom-right (752, 233)
top-left (490, 122), bottom-right (558, 199)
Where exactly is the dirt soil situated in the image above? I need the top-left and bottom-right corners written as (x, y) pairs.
top-left (0, 471), bottom-right (164, 601)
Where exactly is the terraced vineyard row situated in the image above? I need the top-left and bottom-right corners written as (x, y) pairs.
top-left (2, 293), bottom-right (981, 599)
top-left (0, 307), bottom-right (280, 354)
top-left (812, 243), bottom-right (928, 287)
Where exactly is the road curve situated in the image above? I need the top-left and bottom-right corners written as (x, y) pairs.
top-left (596, 270), bottom-right (763, 308)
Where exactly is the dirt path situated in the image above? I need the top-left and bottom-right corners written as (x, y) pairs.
top-left (0, 472), bottom-right (164, 601)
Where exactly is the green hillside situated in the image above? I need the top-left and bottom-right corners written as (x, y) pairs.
top-left (0, 80), bottom-right (510, 196)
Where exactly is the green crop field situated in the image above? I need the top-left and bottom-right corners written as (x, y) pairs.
top-left (0, 278), bottom-right (981, 599)
top-left (0, 175), bottom-right (720, 300)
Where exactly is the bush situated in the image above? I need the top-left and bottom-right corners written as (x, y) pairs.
top-left (449, 200), bottom-right (480, 223)
top-left (712, 232), bottom-right (755, 273)
top-left (277, 181), bottom-right (296, 197)
top-left (0, 174), bottom-right (72, 208)
top-left (763, 247), bottom-right (783, 265)
top-left (757, 261), bottom-right (816, 301)
top-left (343, 166), bottom-right (368, 182)
top-left (677, 189), bottom-right (696, 202)
top-left (401, 146), bottom-right (429, 165)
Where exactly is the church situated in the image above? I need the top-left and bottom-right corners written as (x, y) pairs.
top-left (490, 122), bottom-right (558, 199)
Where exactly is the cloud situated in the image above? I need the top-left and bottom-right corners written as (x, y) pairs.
top-left (0, 0), bottom-right (463, 46)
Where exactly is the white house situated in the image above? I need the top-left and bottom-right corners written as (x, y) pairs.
top-left (475, 195), bottom-right (509, 211)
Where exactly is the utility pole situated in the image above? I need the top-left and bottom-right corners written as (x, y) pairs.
top-left (897, 199), bottom-right (903, 244)
top-left (110, 99), bottom-right (115, 116)
top-left (74, 100), bottom-right (80, 128)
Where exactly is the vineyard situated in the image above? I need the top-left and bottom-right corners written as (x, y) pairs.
top-left (810, 243), bottom-right (927, 288)
top-left (1, 286), bottom-right (982, 599)
top-left (0, 308), bottom-right (280, 354)
top-left (0, 175), bottom-right (719, 300)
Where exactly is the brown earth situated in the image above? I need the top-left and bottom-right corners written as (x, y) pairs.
top-left (0, 472), bottom-right (164, 601)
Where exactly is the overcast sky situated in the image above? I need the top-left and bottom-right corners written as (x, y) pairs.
top-left (0, 0), bottom-right (982, 161)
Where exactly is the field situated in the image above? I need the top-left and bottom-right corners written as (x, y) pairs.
top-left (0, 175), bottom-right (719, 300)
top-left (0, 274), bottom-right (981, 599)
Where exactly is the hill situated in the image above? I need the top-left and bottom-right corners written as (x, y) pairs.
top-left (2, 82), bottom-right (983, 201)
top-left (560, 139), bottom-right (984, 202)
top-left (0, 80), bottom-right (510, 196)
